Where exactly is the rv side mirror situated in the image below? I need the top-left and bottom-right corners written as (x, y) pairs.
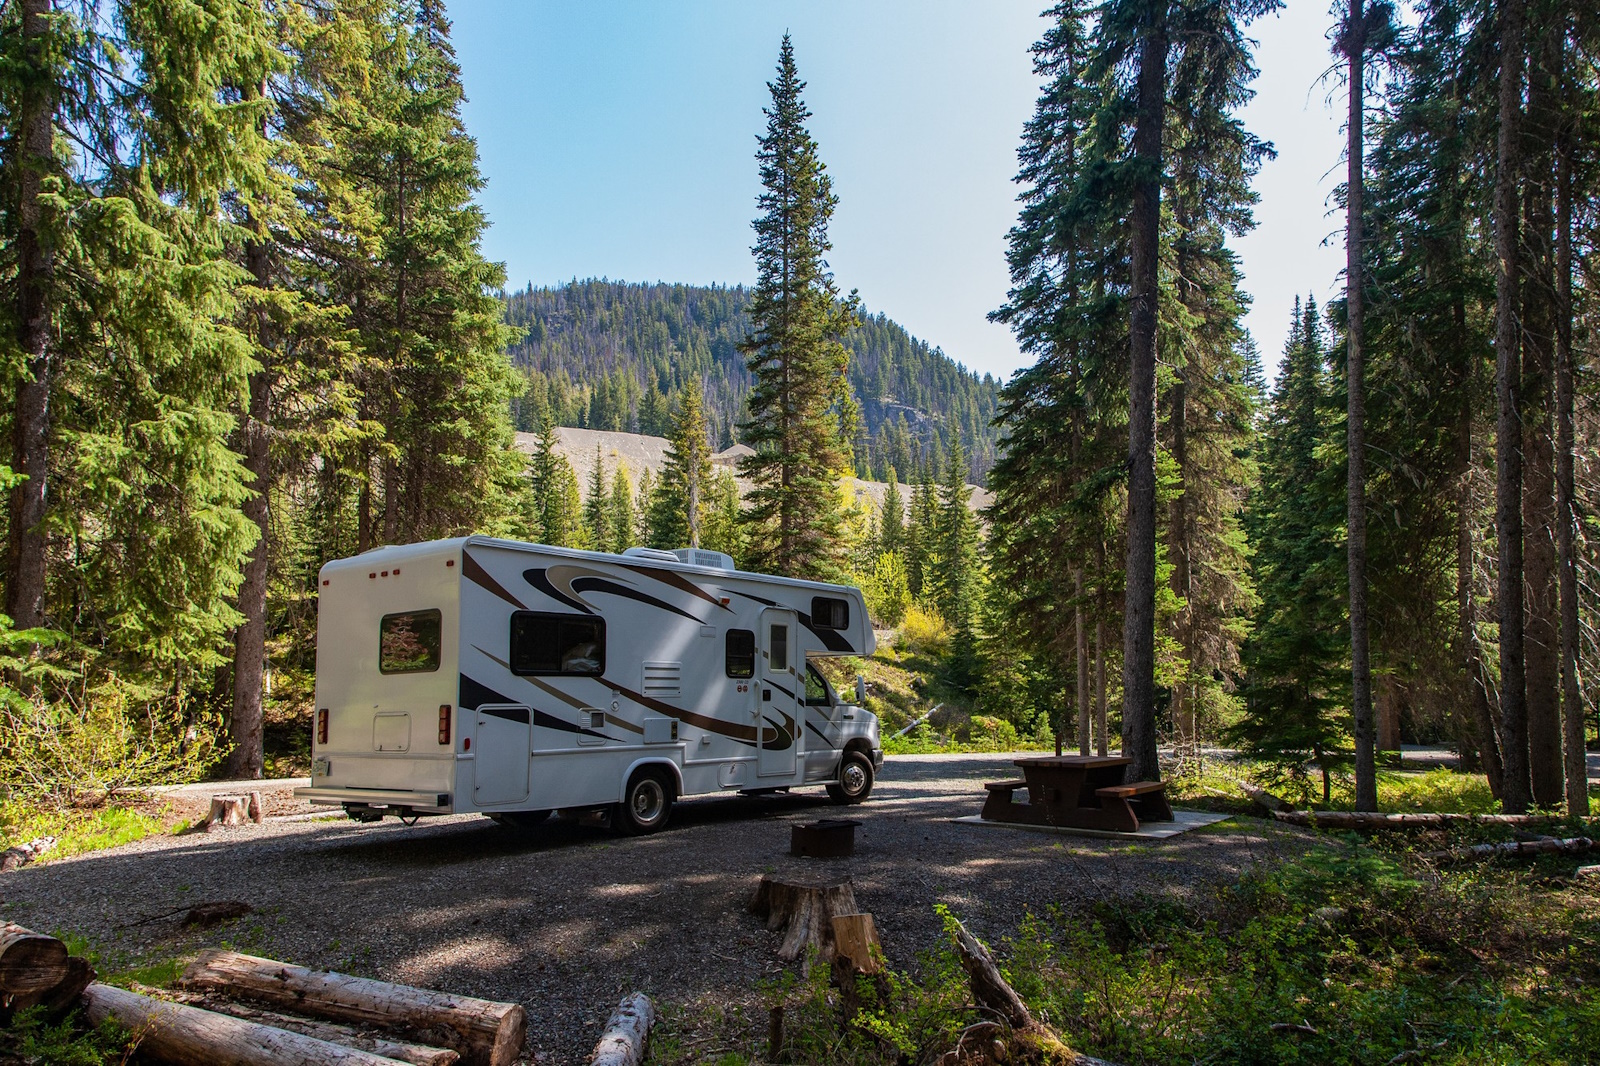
top-left (855, 675), bottom-right (867, 704)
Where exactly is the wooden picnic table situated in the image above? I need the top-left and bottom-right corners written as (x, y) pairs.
top-left (980, 754), bottom-right (1174, 833)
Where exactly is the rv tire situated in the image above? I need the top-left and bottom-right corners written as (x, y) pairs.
top-left (827, 751), bottom-right (874, 804)
top-left (490, 809), bottom-right (551, 829)
top-left (616, 768), bottom-right (674, 835)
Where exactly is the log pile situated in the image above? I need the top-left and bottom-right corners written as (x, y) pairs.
top-left (0, 927), bottom-right (527, 1066)
top-left (1, 923), bottom-right (95, 1021)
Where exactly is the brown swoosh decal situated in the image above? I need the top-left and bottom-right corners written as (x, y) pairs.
top-left (598, 678), bottom-right (761, 745)
top-left (463, 550), bottom-right (526, 609)
top-left (621, 564), bottom-right (733, 612)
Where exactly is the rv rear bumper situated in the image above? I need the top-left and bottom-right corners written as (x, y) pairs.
top-left (293, 786), bottom-right (452, 811)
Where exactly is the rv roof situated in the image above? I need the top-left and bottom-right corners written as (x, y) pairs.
top-left (320, 535), bottom-right (862, 596)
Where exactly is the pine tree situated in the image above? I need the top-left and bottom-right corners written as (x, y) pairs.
top-left (610, 466), bottom-right (636, 552)
top-left (879, 471), bottom-right (905, 556)
top-left (584, 447), bottom-right (610, 551)
top-left (932, 439), bottom-right (980, 628)
top-left (737, 36), bottom-right (859, 580)
top-left (650, 382), bottom-right (715, 549)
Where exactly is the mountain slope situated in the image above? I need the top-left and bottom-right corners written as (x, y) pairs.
top-left (502, 279), bottom-right (1001, 482)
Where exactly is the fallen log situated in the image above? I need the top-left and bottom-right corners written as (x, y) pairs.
top-left (183, 900), bottom-right (254, 928)
top-left (0, 922), bottom-right (71, 995)
top-left (1, 955), bottom-right (95, 1022)
top-left (82, 983), bottom-right (415, 1066)
top-left (946, 915), bottom-right (1122, 1066)
top-left (1273, 810), bottom-right (1571, 830)
top-left (0, 835), bottom-right (57, 873)
top-left (178, 950), bottom-right (525, 1066)
top-left (1237, 783), bottom-right (1292, 814)
top-left (164, 992), bottom-right (459, 1066)
top-left (1420, 836), bottom-right (1594, 863)
top-left (749, 876), bottom-right (861, 962)
top-left (588, 992), bottom-right (653, 1066)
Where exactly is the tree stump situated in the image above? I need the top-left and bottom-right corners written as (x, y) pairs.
top-left (206, 794), bottom-right (258, 829)
top-left (830, 914), bottom-right (881, 976)
top-left (748, 876), bottom-right (859, 962)
top-left (0, 922), bottom-right (71, 995)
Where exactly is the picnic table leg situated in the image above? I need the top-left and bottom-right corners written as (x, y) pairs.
top-left (1096, 795), bottom-right (1140, 833)
top-left (1138, 789), bottom-right (1175, 822)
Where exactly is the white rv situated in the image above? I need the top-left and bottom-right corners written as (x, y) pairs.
top-left (294, 536), bottom-right (883, 833)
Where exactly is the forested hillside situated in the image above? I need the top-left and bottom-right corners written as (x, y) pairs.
top-left (502, 280), bottom-right (1002, 483)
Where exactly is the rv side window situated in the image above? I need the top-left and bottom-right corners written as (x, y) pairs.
top-left (379, 610), bottom-right (442, 674)
top-left (811, 596), bottom-right (849, 630)
top-left (804, 664), bottom-right (833, 706)
top-left (725, 629), bottom-right (755, 678)
top-left (510, 612), bottom-right (606, 676)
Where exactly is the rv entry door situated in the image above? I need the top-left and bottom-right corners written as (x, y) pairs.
top-left (757, 608), bottom-right (800, 778)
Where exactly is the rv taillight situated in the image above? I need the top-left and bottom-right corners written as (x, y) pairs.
top-left (317, 708), bottom-right (329, 745)
top-left (438, 704), bottom-right (452, 745)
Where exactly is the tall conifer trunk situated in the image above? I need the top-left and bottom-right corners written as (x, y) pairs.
top-left (1554, 99), bottom-right (1585, 815)
top-left (1520, 25), bottom-right (1561, 807)
top-left (1493, 0), bottom-right (1532, 813)
top-left (7, 0), bottom-right (56, 633)
top-left (1121, 5), bottom-right (1168, 785)
top-left (1342, 0), bottom-right (1378, 812)
top-left (1075, 569), bottom-right (1088, 755)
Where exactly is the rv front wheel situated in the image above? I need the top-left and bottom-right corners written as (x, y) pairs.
top-left (617, 769), bottom-right (674, 835)
top-left (827, 751), bottom-right (874, 804)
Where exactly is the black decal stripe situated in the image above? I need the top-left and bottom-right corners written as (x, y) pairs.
top-left (759, 709), bottom-right (796, 751)
top-left (460, 674), bottom-right (609, 739)
top-left (463, 551), bottom-right (527, 610)
top-left (597, 678), bottom-right (758, 747)
top-left (768, 681), bottom-right (796, 701)
top-left (524, 568), bottom-right (592, 614)
top-left (569, 576), bottom-right (704, 623)
top-left (624, 564), bottom-right (734, 611)
top-left (533, 708), bottom-right (609, 740)
top-left (470, 645), bottom-right (645, 736)
top-left (805, 721), bottom-right (835, 747)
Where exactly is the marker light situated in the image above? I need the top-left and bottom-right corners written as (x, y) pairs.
top-left (317, 708), bottom-right (329, 745)
top-left (438, 704), bottom-right (452, 745)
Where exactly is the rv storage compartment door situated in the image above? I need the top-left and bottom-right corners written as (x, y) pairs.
top-left (643, 716), bottom-right (679, 744)
top-left (373, 712), bottom-right (410, 752)
top-left (473, 705), bottom-right (531, 806)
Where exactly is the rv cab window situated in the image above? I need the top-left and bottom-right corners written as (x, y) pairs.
top-left (510, 611), bottom-right (606, 676)
top-left (804, 664), bottom-right (833, 707)
top-left (725, 629), bottom-right (755, 678)
top-left (379, 610), bottom-right (442, 674)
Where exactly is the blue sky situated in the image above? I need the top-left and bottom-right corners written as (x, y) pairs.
top-left (451, 1), bottom-right (1348, 383)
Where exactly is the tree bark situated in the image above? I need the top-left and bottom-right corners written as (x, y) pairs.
top-left (1554, 102), bottom-right (1586, 816)
top-left (168, 995), bottom-right (460, 1066)
top-left (1121, 8), bottom-right (1169, 786)
top-left (228, 225), bottom-right (273, 781)
top-left (589, 994), bottom-right (654, 1066)
top-left (178, 950), bottom-right (525, 1066)
top-left (1343, 0), bottom-right (1378, 812)
top-left (748, 875), bottom-right (860, 962)
top-left (1493, 0), bottom-right (1532, 813)
top-left (83, 983), bottom-right (416, 1066)
top-left (0, 922), bottom-right (70, 995)
top-left (1456, 349), bottom-right (1504, 799)
top-left (1075, 569), bottom-right (1088, 755)
top-left (6, 0), bottom-right (57, 632)
top-left (1521, 25), bottom-right (1561, 807)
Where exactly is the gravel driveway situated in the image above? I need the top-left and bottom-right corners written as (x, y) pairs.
top-left (2, 754), bottom-right (1302, 1064)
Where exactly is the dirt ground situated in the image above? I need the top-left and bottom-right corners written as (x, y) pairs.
top-left (1, 754), bottom-right (1305, 1064)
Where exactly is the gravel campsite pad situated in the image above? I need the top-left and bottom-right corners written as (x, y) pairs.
top-left (2, 754), bottom-right (1300, 1064)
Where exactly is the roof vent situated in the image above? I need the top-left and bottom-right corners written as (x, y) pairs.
top-left (673, 548), bottom-right (734, 570)
top-left (621, 547), bottom-right (681, 564)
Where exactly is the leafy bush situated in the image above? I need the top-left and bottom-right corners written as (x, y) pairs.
top-left (858, 552), bottom-right (912, 628)
top-left (896, 604), bottom-right (950, 658)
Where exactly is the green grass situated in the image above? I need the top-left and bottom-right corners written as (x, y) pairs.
top-left (0, 800), bottom-right (166, 861)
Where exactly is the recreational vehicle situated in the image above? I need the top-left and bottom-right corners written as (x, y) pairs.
top-left (294, 536), bottom-right (883, 833)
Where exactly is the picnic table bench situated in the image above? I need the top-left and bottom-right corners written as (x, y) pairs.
top-left (980, 755), bottom-right (1173, 832)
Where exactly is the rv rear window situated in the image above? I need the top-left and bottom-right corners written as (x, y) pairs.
top-left (811, 596), bottom-right (849, 630)
top-left (510, 611), bottom-right (606, 676)
top-left (725, 629), bottom-right (755, 678)
top-left (379, 610), bottom-right (442, 674)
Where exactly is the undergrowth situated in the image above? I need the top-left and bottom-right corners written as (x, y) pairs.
top-left (0, 800), bottom-right (166, 858)
top-left (646, 841), bottom-right (1600, 1065)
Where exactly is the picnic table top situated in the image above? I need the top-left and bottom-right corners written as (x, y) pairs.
top-left (1012, 754), bottom-right (1132, 770)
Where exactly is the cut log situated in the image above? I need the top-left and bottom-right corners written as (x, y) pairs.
top-left (0, 835), bottom-right (57, 872)
top-left (588, 992), bottom-right (653, 1066)
top-left (82, 983), bottom-right (415, 1066)
top-left (178, 950), bottom-right (525, 1066)
top-left (0, 922), bottom-right (70, 995)
top-left (1420, 836), bottom-right (1594, 863)
top-left (748, 876), bottom-right (859, 962)
top-left (830, 913), bottom-right (881, 976)
top-left (1, 955), bottom-right (95, 1021)
top-left (164, 993), bottom-right (459, 1066)
top-left (1273, 810), bottom-right (1570, 829)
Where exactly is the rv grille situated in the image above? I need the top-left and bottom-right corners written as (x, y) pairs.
top-left (642, 661), bottom-right (682, 698)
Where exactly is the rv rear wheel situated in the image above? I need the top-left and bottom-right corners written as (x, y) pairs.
top-left (616, 768), bottom-right (674, 835)
top-left (490, 809), bottom-right (551, 829)
top-left (827, 751), bottom-right (874, 804)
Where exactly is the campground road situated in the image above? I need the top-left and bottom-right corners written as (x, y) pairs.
top-left (3, 754), bottom-right (1301, 1064)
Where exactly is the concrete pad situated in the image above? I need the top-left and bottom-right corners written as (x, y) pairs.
top-left (951, 808), bottom-right (1232, 841)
